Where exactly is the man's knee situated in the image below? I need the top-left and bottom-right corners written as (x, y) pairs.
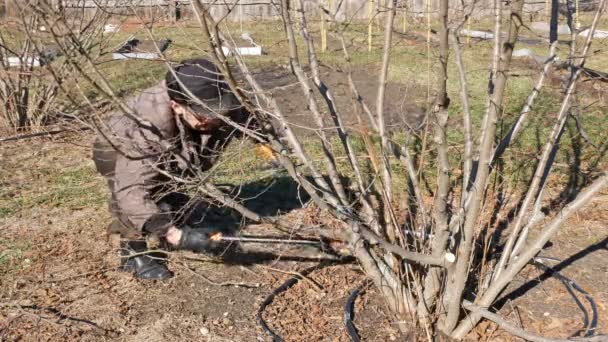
top-left (156, 192), bottom-right (191, 213)
top-left (107, 218), bottom-right (141, 240)
top-left (92, 140), bottom-right (116, 178)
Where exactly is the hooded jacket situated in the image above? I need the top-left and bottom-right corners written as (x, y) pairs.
top-left (92, 81), bottom-right (254, 236)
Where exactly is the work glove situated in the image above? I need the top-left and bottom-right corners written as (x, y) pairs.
top-left (178, 226), bottom-right (216, 253)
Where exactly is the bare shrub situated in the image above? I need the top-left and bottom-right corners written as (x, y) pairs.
top-left (0, 16), bottom-right (60, 133)
top-left (25, 0), bottom-right (608, 339)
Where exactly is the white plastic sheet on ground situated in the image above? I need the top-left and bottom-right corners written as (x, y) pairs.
top-left (104, 24), bottom-right (119, 33)
top-left (531, 22), bottom-right (571, 35)
top-left (112, 52), bottom-right (160, 60)
top-left (579, 29), bottom-right (608, 39)
top-left (459, 29), bottom-right (494, 39)
top-left (4, 56), bottom-right (41, 67)
top-left (513, 48), bottom-right (535, 57)
top-left (220, 32), bottom-right (263, 56)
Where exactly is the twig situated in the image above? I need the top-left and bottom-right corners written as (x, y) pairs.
top-left (496, 0), bottom-right (607, 278)
top-left (453, 171), bottom-right (608, 338)
top-left (462, 300), bottom-right (608, 342)
top-left (198, 183), bottom-right (309, 237)
top-left (298, 0), bottom-right (376, 222)
top-left (450, 31), bottom-right (474, 200)
top-left (280, 0), bottom-right (349, 206)
top-left (330, 31), bottom-right (378, 132)
top-left (191, 0), bottom-right (344, 213)
top-left (375, 0), bottom-right (397, 224)
top-left (118, 249), bottom-right (168, 258)
top-left (0, 127), bottom-right (90, 143)
top-left (181, 263), bottom-right (260, 288)
top-left (262, 266), bottom-right (323, 292)
top-left (357, 225), bottom-right (453, 267)
top-left (491, 42), bottom-right (558, 164)
top-left (182, 255), bottom-right (223, 263)
top-left (46, 268), bottom-right (112, 283)
top-left (443, 0), bottom-right (524, 332)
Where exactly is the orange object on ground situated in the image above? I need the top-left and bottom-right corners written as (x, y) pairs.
top-left (255, 144), bottom-right (276, 161)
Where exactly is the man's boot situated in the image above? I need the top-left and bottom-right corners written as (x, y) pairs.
top-left (119, 240), bottom-right (173, 280)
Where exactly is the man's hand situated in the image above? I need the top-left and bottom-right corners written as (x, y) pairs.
top-left (176, 226), bottom-right (214, 253)
top-left (165, 226), bottom-right (218, 253)
top-left (165, 226), bottom-right (183, 246)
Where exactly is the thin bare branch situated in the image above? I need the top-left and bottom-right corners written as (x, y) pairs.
top-left (462, 300), bottom-right (608, 342)
top-left (420, 0), bottom-right (451, 318)
top-left (491, 42), bottom-right (559, 164)
top-left (453, 171), bottom-right (608, 338)
top-left (443, 0), bottom-right (523, 332)
top-left (297, 0), bottom-right (376, 222)
top-left (387, 138), bottom-right (427, 224)
top-left (190, 0), bottom-right (344, 212)
top-left (263, 266), bottom-right (323, 292)
top-left (450, 32), bottom-right (473, 201)
top-left (375, 0), bottom-right (397, 213)
top-left (494, 0), bottom-right (607, 280)
top-left (180, 262), bottom-right (261, 288)
top-left (280, 0), bottom-right (350, 206)
top-left (356, 225), bottom-right (454, 267)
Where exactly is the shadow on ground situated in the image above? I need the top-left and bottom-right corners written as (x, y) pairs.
top-left (496, 237), bottom-right (608, 307)
top-left (198, 175), bottom-right (336, 264)
top-left (202, 174), bottom-right (310, 231)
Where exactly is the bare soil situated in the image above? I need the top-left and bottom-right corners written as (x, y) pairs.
top-left (249, 64), bottom-right (428, 135)
top-left (1, 62), bottom-right (607, 341)
top-left (0, 132), bottom-right (409, 342)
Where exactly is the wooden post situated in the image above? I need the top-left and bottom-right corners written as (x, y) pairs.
top-left (402, 1), bottom-right (407, 32)
top-left (169, 0), bottom-right (177, 23)
top-left (321, 6), bottom-right (327, 52)
top-left (426, 0), bottom-right (431, 99)
top-left (545, 0), bottom-right (550, 21)
top-left (368, 0), bottom-right (373, 51)
top-left (147, 0), bottom-right (153, 22)
top-left (375, 0), bottom-right (381, 28)
top-left (575, 0), bottom-right (580, 28)
top-left (466, 16), bottom-right (471, 45)
top-left (426, 0), bottom-right (431, 44)
top-left (239, 0), bottom-right (244, 32)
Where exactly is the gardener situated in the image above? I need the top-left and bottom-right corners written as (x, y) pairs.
top-left (93, 58), bottom-right (276, 280)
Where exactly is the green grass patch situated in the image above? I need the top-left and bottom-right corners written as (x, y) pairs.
top-left (2, 17), bottom-right (607, 205)
top-left (0, 238), bottom-right (31, 273)
top-left (0, 165), bottom-right (106, 219)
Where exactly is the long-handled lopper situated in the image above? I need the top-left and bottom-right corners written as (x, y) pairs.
top-left (209, 233), bottom-right (349, 255)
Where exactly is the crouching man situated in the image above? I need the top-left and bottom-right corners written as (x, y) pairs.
top-left (93, 58), bottom-right (273, 280)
